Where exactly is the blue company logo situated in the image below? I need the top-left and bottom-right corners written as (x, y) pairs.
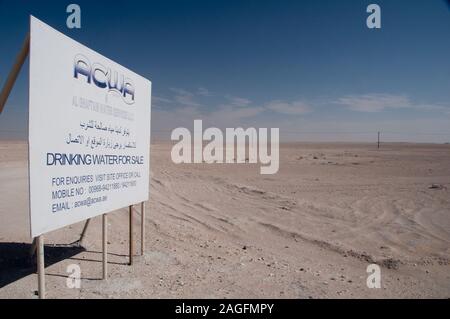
top-left (74, 54), bottom-right (135, 105)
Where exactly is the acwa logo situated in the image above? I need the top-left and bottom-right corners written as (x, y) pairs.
top-left (74, 54), bottom-right (135, 105)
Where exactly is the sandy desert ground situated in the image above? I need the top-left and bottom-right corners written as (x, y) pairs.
top-left (0, 140), bottom-right (449, 298)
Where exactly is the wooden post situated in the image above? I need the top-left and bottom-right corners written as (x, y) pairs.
top-left (129, 205), bottom-right (134, 265)
top-left (37, 235), bottom-right (45, 299)
top-left (102, 214), bottom-right (107, 280)
top-left (141, 201), bottom-right (145, 256)
top-left (378, 131), bottom-right (380, 149)
top-left (0, 33), bottom-right (30, 114)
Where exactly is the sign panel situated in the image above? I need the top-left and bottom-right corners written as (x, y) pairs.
top-left (28, 16), bottom-right (151, 237)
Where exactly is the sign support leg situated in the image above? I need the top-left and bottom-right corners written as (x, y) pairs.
top-left (129, 205), bottom-right (134, 265)
top-left (78, 218), bottom-right (91, 245)
top-left (37, 235), bottom-right (45, 299)
top-left (141, 201), bottom-right (145, 256)
top-left (102, 214), bottom-right (108, 280)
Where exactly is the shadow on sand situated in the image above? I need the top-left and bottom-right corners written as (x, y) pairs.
top-left (0, 242), bottom-right (85, 288)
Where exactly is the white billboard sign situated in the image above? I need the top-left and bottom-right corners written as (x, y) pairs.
top-left (28, 16), bottom-right (151, 237)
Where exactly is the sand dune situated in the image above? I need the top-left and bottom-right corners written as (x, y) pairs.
top-left (0, 141), bottom-right (449, 298)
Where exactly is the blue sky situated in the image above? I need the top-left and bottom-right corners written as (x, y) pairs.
top-left (0, 0), bottom-right (450, 142)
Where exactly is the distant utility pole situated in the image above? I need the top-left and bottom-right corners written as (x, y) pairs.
top-left (377, 131), bottom-right (380, 149)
